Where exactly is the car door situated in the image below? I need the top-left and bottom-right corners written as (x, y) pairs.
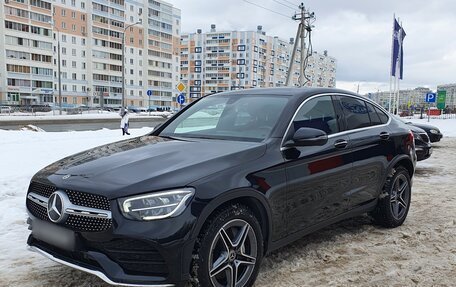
top-left (336, 95), bottom-right (395, 209)
top-left (283, 95), bottom-right (353, 235)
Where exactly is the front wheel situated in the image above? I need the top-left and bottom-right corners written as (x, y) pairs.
top-left (372, 166), bottom-right (412, 228)
top-left (192, 204), bottom-right (263, 287)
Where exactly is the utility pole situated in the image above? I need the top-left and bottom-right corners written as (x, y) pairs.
top-left (50, 21), bottom-right (62, 115)
top-left (121, 21), bottom-right (141, 114)
top-left (285, 3), bottom-right (315, 87)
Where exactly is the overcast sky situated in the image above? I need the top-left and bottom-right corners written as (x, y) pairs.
top-left (170, 0), bottom-right (456, 94)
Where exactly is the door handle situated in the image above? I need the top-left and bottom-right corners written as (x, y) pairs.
top-left (334, 139), bottom-right (348, 149)
top-left (380, 132), bottom-right (390, 140)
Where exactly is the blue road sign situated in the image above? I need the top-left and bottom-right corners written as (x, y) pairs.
top-left (425, 92), bottom-right (436, 103)
top-left (177, 93), bottom-right (185, 105)
top-left (147, 89), bottom-right (153, 96)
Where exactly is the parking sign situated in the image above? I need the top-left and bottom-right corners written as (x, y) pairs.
top-left (425, 93), bottom-right (436, 103)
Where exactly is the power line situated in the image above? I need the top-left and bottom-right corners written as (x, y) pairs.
top-left (243, 0), bottom-right (291, 19)
top-left (271, 0), bottom-right (297, 11)
top-left (280, 0), bottom-right (299, 7)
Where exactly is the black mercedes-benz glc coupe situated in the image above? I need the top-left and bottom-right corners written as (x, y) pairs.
top-left (26, 88), bottom-right (416, 287)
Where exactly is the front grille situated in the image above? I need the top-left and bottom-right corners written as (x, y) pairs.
top-left (27, 181), bottom-right (112, 232)
top-left (420, 133), bottom-right (430, 143)
top-left (87, 239), bottom-right (168, 277)
top-left (66, 189), bottom-right (111, 211)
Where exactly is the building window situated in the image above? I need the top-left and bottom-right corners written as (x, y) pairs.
top-left (61, 9), bottom-right (66, 17)
top-left (71, 11), bottom-right (76, 18)
top-left (194, 80), bottom-right (201, 86)
top-left (195, 60), bottom-right (201, 66)
top-left (194, 67), bottom-right (201, 73)
top-left (237, 59), bottom-right (245, 65)
top-left (237, 45), bottom-right (245, 51)
top-left (72, 61), bottom-right (76, 68)
top-left (81, 2), bottom-right (85, 9)
top-left (195, 47), bottom-right (202, 53)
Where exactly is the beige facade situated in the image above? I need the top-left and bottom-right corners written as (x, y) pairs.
top-left (180, 25), bottom-right (337, 101)
top-left (0, 0), bottom-right (181, 109)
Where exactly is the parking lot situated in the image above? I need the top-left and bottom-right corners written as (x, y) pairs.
top-left (1, 138), bottom-right (455, 287)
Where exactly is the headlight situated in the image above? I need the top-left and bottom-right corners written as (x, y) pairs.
top-left (119, 188), bottom-right (194, 221)
top-left (429, 129), bottom-right (439, 134)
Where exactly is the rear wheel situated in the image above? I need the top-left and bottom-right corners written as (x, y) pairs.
top-left (192, 204), bottom-right (263, 287)
top-left (372, 166), bottom-right (412, 227)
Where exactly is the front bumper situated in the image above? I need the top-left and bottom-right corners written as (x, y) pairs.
top-left (416, 145), bottom-right (432, 161)
top-left (28, 244), bottom-right (173, 287)
top-left (26, 205), bottom-right (198, 287)
top-left (429, 132), bottom-right (443, 142)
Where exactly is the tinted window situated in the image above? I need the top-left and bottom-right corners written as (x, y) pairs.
top-left (375, 106), bottom-right (389, 124)
top-left (366, 102), bottom-right (382, 125)
top-left (161, 95), bottom-right (289, 142)
top-left (293, 96), bottom-right (339, 135)
top-left (340, 97), bottom-right (371, 130)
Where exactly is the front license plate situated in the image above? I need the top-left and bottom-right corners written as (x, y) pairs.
top-left (32, 220), bottom-right (75, 251)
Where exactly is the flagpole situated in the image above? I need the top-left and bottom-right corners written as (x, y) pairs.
top-left (396, 20), bottom-right (403, 116)
top-left (388, 14), bottom-right (395, 113)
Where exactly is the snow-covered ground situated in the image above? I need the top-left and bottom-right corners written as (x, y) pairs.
top-left (0, 120), bottom-right (455, 286)
top-left (0, 110), bottom-right (172, 121)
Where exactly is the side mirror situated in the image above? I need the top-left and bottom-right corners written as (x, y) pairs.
top-left (284, 127), bottom-right (328, 147)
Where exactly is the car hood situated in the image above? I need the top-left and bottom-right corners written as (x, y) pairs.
top-left (408, 122), bottom-right (440, 132)
top-left (33, 135), bottom-right (266, 199)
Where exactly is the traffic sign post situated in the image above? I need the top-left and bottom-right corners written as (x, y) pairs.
top-left (177, 93), bottom-right (185, 110)
top-left (425, 92), bottom-right (437, 122)
top-left (147, 89), bottom-right (152, 116)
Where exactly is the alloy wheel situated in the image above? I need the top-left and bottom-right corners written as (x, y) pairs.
top-left (389, 173), bottom-right (410, 220)
top-left (208, 219), bottom-right (258, 287)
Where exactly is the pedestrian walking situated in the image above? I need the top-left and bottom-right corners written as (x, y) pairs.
top-left (120, 109), bottom-right (130, 135)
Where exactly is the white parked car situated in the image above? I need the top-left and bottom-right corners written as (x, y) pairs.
top-left (0, 106), bottom-right (12, 114)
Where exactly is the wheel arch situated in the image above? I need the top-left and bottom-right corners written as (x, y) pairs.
top-left (388, 155), bottom-right (414, 178)
top-left (191, 189), bottom-right (273, 255)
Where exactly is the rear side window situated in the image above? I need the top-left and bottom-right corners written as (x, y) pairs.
top-left (293, 96), bottom-right (339, 135)
top-left (340, 97), bottom-right (371, 130)
top-left (375, 106), bottom-right (389, 124)
top-left (366, 102), bottom-right (382, 125)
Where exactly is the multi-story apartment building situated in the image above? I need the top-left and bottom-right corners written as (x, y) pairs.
top-left (180, 25), bottom-right (336, 100)
top-left (0, 0), bottom-right (55, 105)
top-left (0, 0), bottom-right (180, 109)
top-left (437, 83), bottom-right (456, 109)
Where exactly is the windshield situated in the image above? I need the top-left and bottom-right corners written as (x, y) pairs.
top-left (160, 94), bottom-right (290, 142)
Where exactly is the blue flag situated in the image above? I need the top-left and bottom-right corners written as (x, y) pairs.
top-left (391, 19), bottom-right (406, 79)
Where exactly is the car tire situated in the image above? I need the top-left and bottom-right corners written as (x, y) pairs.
top-left (372, 166), bottom-right (411, 228)
top-left (191, 203), bottom-right (263, 287)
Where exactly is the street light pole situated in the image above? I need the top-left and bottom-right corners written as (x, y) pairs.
top-left (121, 21), bottom-right (141, 114)
top-left (57, 35), bottom-right (62, 115)
top-left (50, 21), bottom-right (62, 115)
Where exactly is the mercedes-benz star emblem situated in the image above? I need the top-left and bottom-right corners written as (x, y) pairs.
top-left (62, 174), bottom-right (71, 180)
top-left (47, 191), bottom-right (69, 223)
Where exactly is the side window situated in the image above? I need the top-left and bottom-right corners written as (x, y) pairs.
top-left (366, 102), bottom-right (382, 126)
top-left (375, 106), bottom-right (389, 124)
top-left (340, 97), bottom-right (371, 130)
top-left (293, 96), bottom-right (339, 135)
